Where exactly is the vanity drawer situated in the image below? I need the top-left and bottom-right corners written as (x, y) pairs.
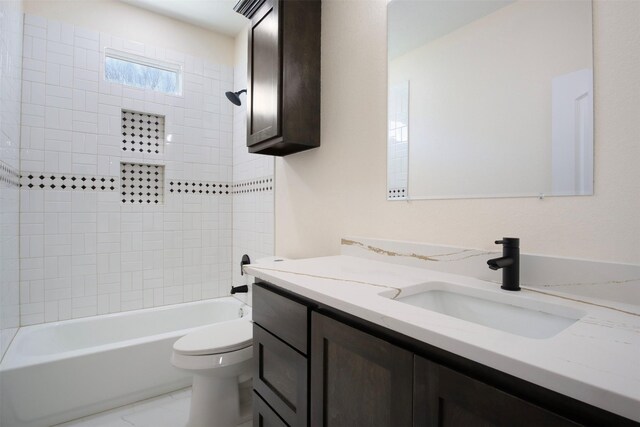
top-left (254, 324), bottom-right (308, 427)
top-left (254, 391), bottom-right (289, 427)
top-left (253, 282), bottom-right (309, 354)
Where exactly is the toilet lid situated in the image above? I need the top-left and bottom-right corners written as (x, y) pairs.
top-left (173, 321), bottom-right (253, 356)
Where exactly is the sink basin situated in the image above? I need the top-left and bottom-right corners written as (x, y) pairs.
top-left (383, 282), bottom-right (585, 339)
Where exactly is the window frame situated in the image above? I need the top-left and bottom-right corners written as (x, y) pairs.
top-left (104, 48), bottom-right (183, 96)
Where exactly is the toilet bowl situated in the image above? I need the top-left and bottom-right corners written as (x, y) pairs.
top-left (171, 318), bottom-right (253, 427)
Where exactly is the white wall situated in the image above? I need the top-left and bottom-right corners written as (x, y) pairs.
top-left (18, 13), bottom-right (235, 325)
top-left (0, 0), bottom-right (23, 359)
top-left (24, 0), bottom-right (234, 66)
top-left (275, 0), bottom-right (640, 264)
top-left (231, 27), bottom-right (274, 293)
top-left (390, 0), bottom-right (592, 197)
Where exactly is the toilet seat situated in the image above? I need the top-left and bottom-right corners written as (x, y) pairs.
top-left (171, 344), bottom-right (253, 372)
top-left (173, 320), bottom-right (253, 356)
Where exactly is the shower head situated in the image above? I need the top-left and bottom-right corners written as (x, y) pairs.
top-left (225, 89), bottom-right (247, 106)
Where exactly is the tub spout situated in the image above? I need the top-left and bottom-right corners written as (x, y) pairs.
top-left (231, 285), bottom-right (248, 294)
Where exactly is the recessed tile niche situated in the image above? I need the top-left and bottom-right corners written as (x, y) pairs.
top-left (121, 110), bottom-right (165, 154)
top-left (120, 162), bottom-right (165, 204)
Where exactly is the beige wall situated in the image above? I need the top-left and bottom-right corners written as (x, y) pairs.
top-left (275, 0), bottom-right (640, 264)
top-left (234, 24), bottom-right (248, 78)
top-left (24, 0), bottom-right (234, 65)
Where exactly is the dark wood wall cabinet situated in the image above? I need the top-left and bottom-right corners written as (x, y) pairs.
top-left (234, 0), bottom-right (321, 156)
top-left (252, 281), bottom-right (637, 427)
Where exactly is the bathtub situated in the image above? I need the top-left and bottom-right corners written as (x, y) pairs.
top-left (0, 297), bottom-right (251, 427)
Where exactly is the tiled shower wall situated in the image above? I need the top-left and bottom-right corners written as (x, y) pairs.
top-left (19, 14), bottom-right (235, 325)
top-left (231, 56), bottom-right (274, 290)
top-left (0, 0), bottom-right (23, 358)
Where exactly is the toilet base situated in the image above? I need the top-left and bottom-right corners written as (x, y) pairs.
top-left (187, 376), bottom-right (239, 427)
top-left (171, 340), bottom-right (253, 427)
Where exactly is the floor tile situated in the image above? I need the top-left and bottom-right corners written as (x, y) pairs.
top-left (56, 387), bottom-right (252, 427)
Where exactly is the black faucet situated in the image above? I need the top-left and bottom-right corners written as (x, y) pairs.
top-left (487, 238), bottom-right (520, 291)
top-left (240, 254), bottom-right (250, 276)
top-left (231, 285), bottom-right (248, 294)
top-left (232, 254), bottom-right (252, 294)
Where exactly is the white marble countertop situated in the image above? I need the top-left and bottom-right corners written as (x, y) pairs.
top-left (245, 255), bottom-right (640, 422)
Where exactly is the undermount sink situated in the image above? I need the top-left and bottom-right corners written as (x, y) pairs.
top-left (382, 282), bottom-right (585, 339)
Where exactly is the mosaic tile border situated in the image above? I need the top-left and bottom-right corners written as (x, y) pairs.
top-left (388, 187), bottom-right (407, 200)
top-left (21, 172), bottom-right (118, 191)
top-left (18, 173), bottom-right (276, 197)
top-left (168, 180), bottom-right (231, 195)
top-left (232, 176), bottom-right (274, 194)
top-left (0, 162), bottom-right (20, 188)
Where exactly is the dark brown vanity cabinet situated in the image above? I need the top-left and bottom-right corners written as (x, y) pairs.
top-left (310, 312), bottom-right (413, 427)
top-left (234, 0), bottom-right (321, 156)
top-left (252, 281), bottom-right (637, 427)
top-left (413, 357), bottom-right (578, 427)
top-left (252, 284), bottom-right (309, 426)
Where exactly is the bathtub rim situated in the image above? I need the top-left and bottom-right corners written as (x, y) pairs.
top-left (0, 297), bottom-right (252, 371)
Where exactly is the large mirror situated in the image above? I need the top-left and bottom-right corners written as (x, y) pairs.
top-left (387, 0), bottom-right (593, 200)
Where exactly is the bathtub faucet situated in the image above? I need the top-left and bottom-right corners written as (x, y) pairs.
top-left (240, 254), bottom-right (251, 276)
top-left (231, 285), bottom-right (249, 294)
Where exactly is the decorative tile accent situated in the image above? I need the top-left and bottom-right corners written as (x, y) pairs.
top-left (121, 110), bottom-right (165, 154)
top-left (388, 81), bottom-right (409, 199)
top-left (20, 172), bottom-right (118, 191)
top-left (232, 176), bottom-right (274, 194)
top-left (0, 162), bottom-right (20, 188)
top-left (387, 187), bottom-right (407, 200)
top-left (120, 162), bottom-right (164, 204)
top-left (168, 179), bottom-right (230, 195)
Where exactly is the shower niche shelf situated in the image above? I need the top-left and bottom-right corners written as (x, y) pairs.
top-left (121, 110), bottom-right (165, 155)
top-left (120, 162), bottom-right (165, 204)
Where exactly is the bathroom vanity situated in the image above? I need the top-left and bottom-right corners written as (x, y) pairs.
top-left (246, 245), bottom-right (640, 426)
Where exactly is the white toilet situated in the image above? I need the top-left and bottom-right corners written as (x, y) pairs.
top-left (171, 319), bottom-right (253, 427)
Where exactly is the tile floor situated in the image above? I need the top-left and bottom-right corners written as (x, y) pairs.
top-left (56, 387), bottom-right (252, 427)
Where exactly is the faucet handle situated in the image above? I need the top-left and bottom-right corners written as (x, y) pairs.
top-left (495, 237), bottom-right (519, 247)
top-left (240, 254), bottom-right (251, 276)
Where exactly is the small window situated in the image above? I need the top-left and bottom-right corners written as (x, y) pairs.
top-left (105, 49), bottom-right (182, 95)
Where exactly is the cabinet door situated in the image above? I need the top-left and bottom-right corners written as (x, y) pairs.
top-left (414, 356), bottom-right (578, 427)
top-left (247, 0), bottom-right (281, 147)
top-left (310, 312), bottom-right (413, 427)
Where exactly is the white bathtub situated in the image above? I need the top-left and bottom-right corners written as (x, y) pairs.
top-left (0, 297), bottom-right (251, 427)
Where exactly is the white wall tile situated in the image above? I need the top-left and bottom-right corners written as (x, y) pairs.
top-left (18, 14), bottom-right (238, 325)
top-left (24, 23), bottom-right (46, 39)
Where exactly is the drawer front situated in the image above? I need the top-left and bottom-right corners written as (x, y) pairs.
top-left (253, 283), bottom-right (308, 354)
top-left (254, 324), bottom-right (308, 426)
top-left (254, 391), bottom-right (289, 427)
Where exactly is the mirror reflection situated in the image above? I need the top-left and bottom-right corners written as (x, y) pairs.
top-left (387, 0), bottom-right (594, 200)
